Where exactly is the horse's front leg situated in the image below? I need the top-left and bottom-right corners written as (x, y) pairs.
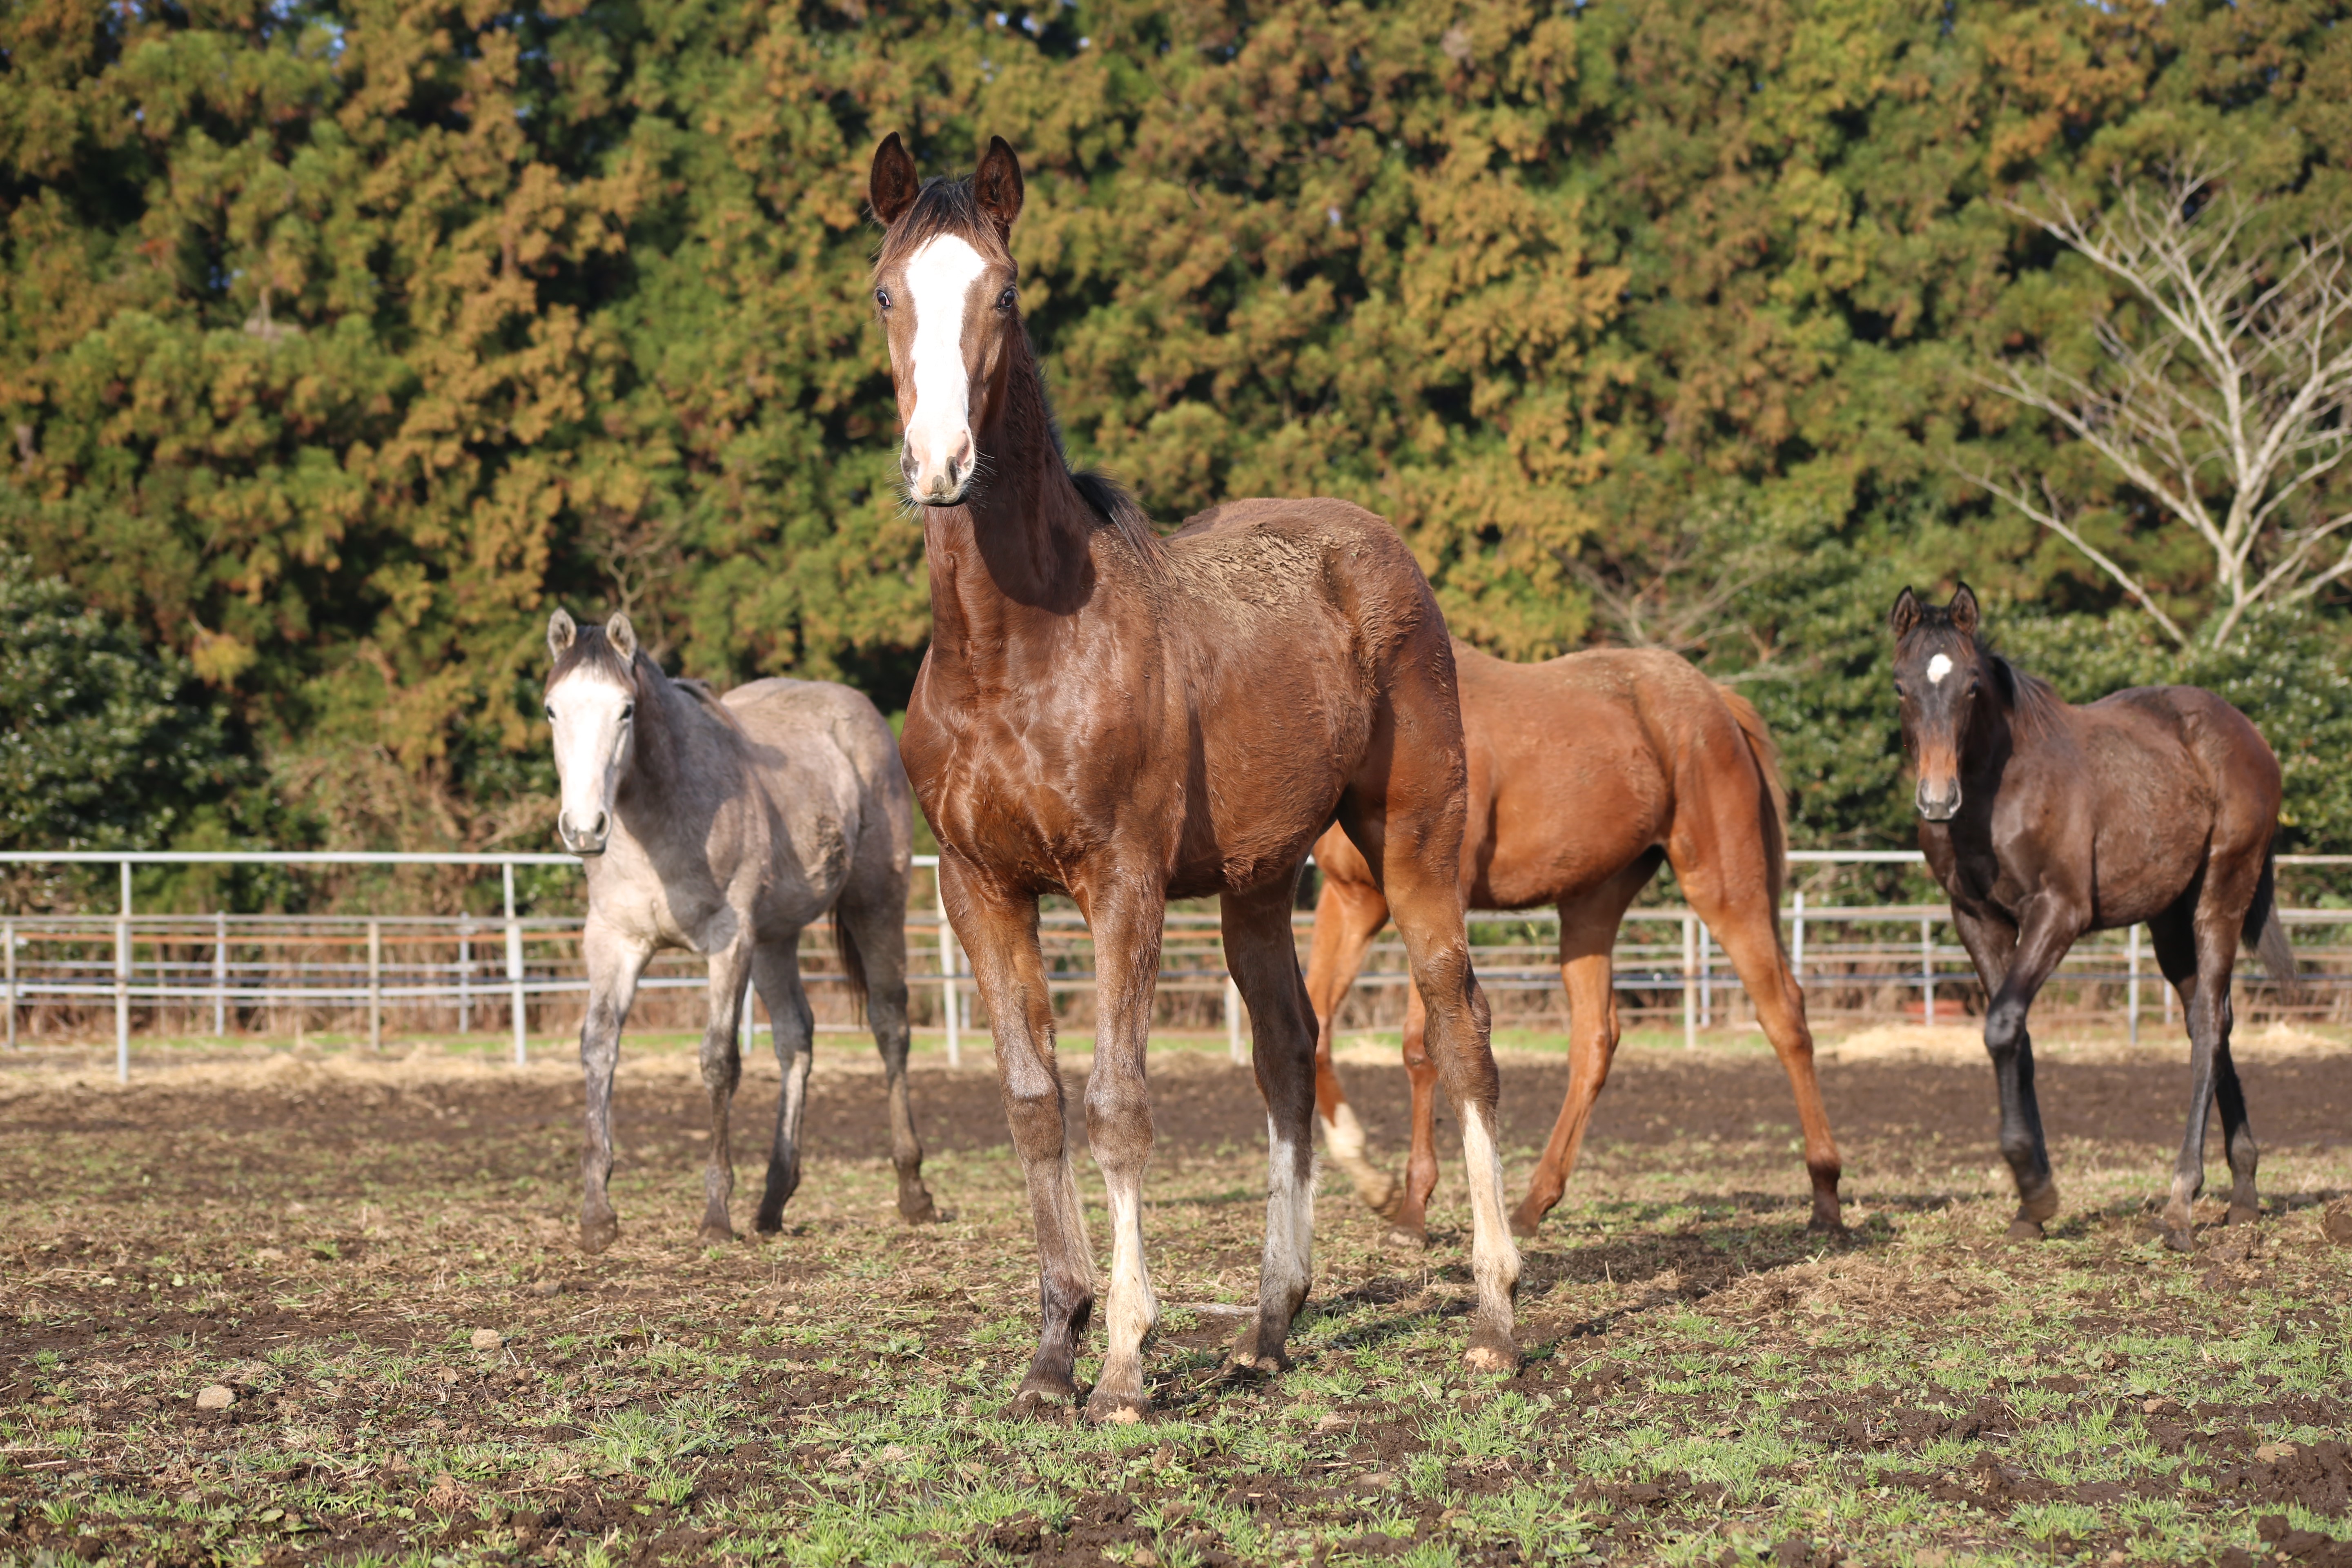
top-left (579, 924), bottom-right (652, 1254)
top-left (1082, 875), bottom-right (1169, 1423)
top-left (696, 939), bottom-right (757, 1243)
top-left (942, 856), bottom-right (1094, 1416)
top-left (1969, 899), bottom-right (2081, 1239)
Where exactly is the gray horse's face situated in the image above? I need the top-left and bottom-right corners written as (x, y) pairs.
top-left (546, 665), bottom-right (636, 856)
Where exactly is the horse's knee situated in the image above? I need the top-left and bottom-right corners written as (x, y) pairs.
top-left (1004, 1084), bottom-right (1066, 1160)
top-left (1983, 1002), bottom-right (2027, 1059)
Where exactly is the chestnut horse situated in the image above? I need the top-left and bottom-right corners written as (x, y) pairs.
top-left (1890, 586), bottom-right (2291, 1250)
top-left (1307, 644), bottom-right (1844, 1243)
top-left (870, 134), bottom-right (1519, 1421)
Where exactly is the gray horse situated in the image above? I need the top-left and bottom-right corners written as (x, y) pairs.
top-left (543, 608), bottom-right (937, 1251)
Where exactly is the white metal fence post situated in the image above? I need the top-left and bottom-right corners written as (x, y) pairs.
top-left (214, 910), bottom-right (227, 1036)
top-left (1699, 926), bottom-right (1713, 1029)
top-left (1791, 888), bottom-right (1806, 980)
top-left (2127, 923), bottom-right (2142, 1046)
top-left (116, 860), bottom-right (131, 1083)
top-left (368, 919), bottom-right (384, 1051)
top-left (1682, 911), bottom-right (1697, 1050)
top-left (1226, 974), bottom-right (1245, 1065)
top-left (457, 913), bottom-right (472, 1035)
top-left (4, 917), bottom-right (15, 1050)
top-left (937, 876), bottom-right (960, 1068)
top-left (503, 864), bottom-right (526, 1065)
top-left (1921, 917), bottom-right (1935, 1027)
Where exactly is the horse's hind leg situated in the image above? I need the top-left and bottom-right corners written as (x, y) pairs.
top-left (1223, 874), bottom-right (1321, 1379)
top-left (751, 942), bottom-right (814, 1234)
top-left (1304, 871), bottom-right (1399, 1216)
top-left (1512, 860), bottom-right (1655, 1236)
top-left (578, 923), bottom-right (652, 1254)
top-left (1677, 862), bottom-right (1843, 1232)
top-left (1342, 664), bottom-right (1519, 1373)
top-left (2157, 891), bottom-right (2261, 1249)
top-left (696, 941), bottom-right (757, 1244)
top-left (840, 887), bottom-right (937, 1224)
top-left (1385, 984), bottom-right (1441, 1247)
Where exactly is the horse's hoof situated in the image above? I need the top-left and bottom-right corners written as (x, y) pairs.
top-left (1226, 1325), bottom-right (1292, 1379)
top-left (1383, 1224), bottom-right (1428, 1252)
top-left (2226, 1202), bottom-right (2261, 1227)
top-left (1464, 1322), bottom-right (1519, 1375)
top-left (1358, 1179), bottom-right (1401, 1218)
top-left (580, 1214), bottom-right (619, 1255)
top-left (1007, 1375), bottom-right (1079, 1420)
top-left (898, 1191), bottom-right (941, 1225)
top-left (1806, 1212), bottom-right (1849, 1237)
top-left (697, 1223), bottom-right (736, 1247)
top-left (1084, 1388), bottom-right (1150, 1425)
top-left (2163, 1226), bottom-right (2195, 1253)
top-left (1508, 1205), bottom-right (1544, 1240)
top-left (2005, 1218), bottom-right (2046, 1243)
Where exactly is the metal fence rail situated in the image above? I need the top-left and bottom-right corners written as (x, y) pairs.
top-left (6, 850), bottom-right (2350, 1080)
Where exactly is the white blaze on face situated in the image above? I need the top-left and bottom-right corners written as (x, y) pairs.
top-left (547, 670), bottom-right (634, 853)
top-left (902, 234), bottom-right (991, 502)
top-left (1927, 653), bottom-right (1954, 686)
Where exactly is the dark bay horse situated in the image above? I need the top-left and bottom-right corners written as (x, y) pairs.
top-left (1307, 643), bottom-right (1844, 1243)
top-left (1890, 586), bottom-right (2292, 1250)
top-left (870, 133), bottom-right (1519, 1421)
top-left (543, 609), bottom-right (935, 1252)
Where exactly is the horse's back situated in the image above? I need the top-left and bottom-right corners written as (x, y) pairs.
top-left (1167, 497), bottom-right (1441, 668)
top-left (2082, 683), bottom-right (2281, 827)
top-left (1454, 642), bottom-right (1762, 907)
top-left (722, 676), bottom-right (913, 895)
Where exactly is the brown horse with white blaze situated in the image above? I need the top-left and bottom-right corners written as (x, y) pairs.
top-left (1890, 585), bottom-right (2291, 1250)
top-left (869, 133), bottom-right (1521, 1422)
top-left (1306, 644), bottom-right (1844, 1243)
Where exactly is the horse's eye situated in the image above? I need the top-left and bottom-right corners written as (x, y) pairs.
top-left (997, 287), bottom-right (1017, 311)
top-left (875, 287), bottom-right (891, 311)
top-left (1893, 682), bottom-right (1907, 699)
top-left (544, 704), bottom-right (555, 722)
top-left (620, 703), bottom-right (634, 721)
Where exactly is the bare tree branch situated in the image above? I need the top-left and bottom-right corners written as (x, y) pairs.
top-left (1973, 156), bottom-right (2352, 644)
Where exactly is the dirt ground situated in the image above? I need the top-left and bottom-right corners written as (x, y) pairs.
top-left (3, 1028), bottom-right (2350, 1566)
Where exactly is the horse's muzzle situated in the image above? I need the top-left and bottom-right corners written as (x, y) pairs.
top-left (559, 810), bottom-right (610, 856)
top-left (1914, 779), bottom-right (1962, 821)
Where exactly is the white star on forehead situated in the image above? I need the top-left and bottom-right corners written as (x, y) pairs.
top-left (1927, 653), bottom-right (1953, 685)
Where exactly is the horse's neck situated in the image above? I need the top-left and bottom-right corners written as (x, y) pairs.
top-left (924, 373), bottom-right (1125, 689)
top-left (615, 668), bottom-right (735, 829)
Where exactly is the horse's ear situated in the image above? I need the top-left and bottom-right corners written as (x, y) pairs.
top-left (606, 612), bottom-right (638, 662)
top-left (1889, 587), bottom-right (1921, 640)
top-left (974, 135), bottom-right (1024, 239)
top-left (1949, 581), bottom-right (1981, 636)
top-left (870, 132), bottom-right (920, 227)
top-left (547, 608), bottom-right (576, 660)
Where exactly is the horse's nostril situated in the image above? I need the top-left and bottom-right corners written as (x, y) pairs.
top-left (900, 448), bottom-right (918, 484)
top-left (591, 811), bottom-right (608, 841)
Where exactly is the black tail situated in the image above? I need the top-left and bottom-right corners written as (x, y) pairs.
top-left (2243, 847), bottom-right (2296, 998)
top-left (832, 915), bottom-right (870, 1024)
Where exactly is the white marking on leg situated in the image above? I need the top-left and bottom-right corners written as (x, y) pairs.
top-left (1097, 1174), bottom-right (1157, 1416)
top-left (1926, 653), bottom-right (1953, 685)
top-left (902, 234), bottom-right (989, 494)
top-left (1458, 1105), bottom-right (1521, 1368)
top-left (1324, 1100), bottom-right (1370, 1163)
top-left (1261, 1115), bottom-right (1315, 1328)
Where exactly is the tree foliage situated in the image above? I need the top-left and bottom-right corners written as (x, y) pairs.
top-left (0, 554), bottom-right (245, 855)
top-left (6, 0), bottom-right (2352, 860)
